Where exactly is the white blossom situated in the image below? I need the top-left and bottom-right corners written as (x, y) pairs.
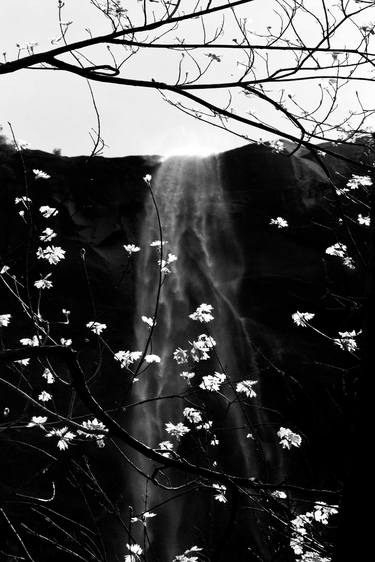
top-left (15, 196), bottom-right (32, 205)
top-left (143, 174), bottom-right (152, 182)
top-left (212, 483), bottom-right (227, 503)
top-left (346, 174), bottom-right (372, 190)
top-left (36, 246), bottom-right (65, 265)
top-left (40, 228), bottom-right (57, 242)
top-left (189, 303), bottom-right (214, 323)
top-left (34, 273), bottom-right (53, 290)
top-left (144, 354), bottom-right (161, 363)
top-left (236, 380), bottom-right (258, 398)
top-left (173, 347), bottom-right (189, 364)
top-left (42, 368), bottom-right (55, 384)
top-left (313, 502), bottom-right (338, 525)
top-left (292, 311), bottom-right (315, 327)
top-left (114, 350), bottom-right (142, 368)
top-left (0, 266), bottom-right (10, 275)
top-left (357, 214), bottom-right (370, 226)
top-left (150, 240), bottom-right (168, 247)
top-left (0, 314), bottom-right (11, 327)
top-left (199, 372), bottom-right (226, 392)
top-left (141, 315), bottom-right (156, 327)
top-left (60, 338), bottom-right (72, 347)
top-left (123, 244), bottom-right (140, 255)
top-left (277, 427), bottom-right (302, 449)
top-left (33, 169), bottom-right (51, 180)
top-left (39, 206), bottom-right (58, 218)
top-left (183, 407), bottom-right (203, 424)
top-left (333, 330), bottom-right (358, 353)
top-left (86, 321), bottom-right (107, 335)
top-left (38, 390), bottom-right (52, 402)
top-left (269, 217), bottom-right (288, 228)
top-left (27, 416), bottom-right (48, 428)
top-left (180, 371), bottom-right (195, 380)
top-left (20, 335), bottom-right (40, 346)
top-left (272, 490), bottom-right (287, 499)
top-left (46, 426), bottom-right (75, 450)
top-left (159, 252), bottom-right (178, 273)
top-left (126, 543), bottom-right (143, 556)
top-left (165, 422), bottom-right (190, 437)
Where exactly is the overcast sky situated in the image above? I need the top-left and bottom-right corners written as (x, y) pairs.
top-left (1, 1), bottom-right (374, 157)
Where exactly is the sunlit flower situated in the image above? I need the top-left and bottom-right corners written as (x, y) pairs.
top-left (38, 390), bottom-right (52, 402)
top-left (325, 242), bottom-right (355, 268)
top-left (20, 335), bottom-right (40, 346)
top-left (173, 546), bottom-right (203, 562)
top-left (36, 246), bottom-right (65, 265)
top-left (40, 228), bottom-right (56, 242)
top-left (313, 502), bottom-right (338, 525)
top-left (292, 311), bottom-right (315, 327)
top-left (114, 350), bottom-right (142, 368)
top-left (236, 379), bottom-right (258, 398)
top-left (141, 315), bottom-right (156, 327)
top-left (269, 217), bottom-right (288, 228)
top-left (173, 347), bottom-right (189, 364)
top-left (0, 314), bottom-right (11, 327)
top-left (15, 196), bottom-right (32, 205)
top-left (183, 407), bottom-right (203, 424)
top-left (46, 426), bottom-right (75, 450)
top-left (212, 483), bottom-right (227, 503)
top-left (78, 418), bottom-right (108, 444)
top-left (39, 206), bottom-right (58, 218)
top-left (272, 490), bottom-right (287, 499)
top-left (268, 139), bottom-right (284, 153)
top-left (357, 213), bottom-right (370, 226)
top-left (126, 543), bottom-right (143, 557)
top-left (34, 273), bottom-right (53, 290)
top-left (150, 240), bottom-right (168, 247)
top-left (180, 371), bottom-right (195, 380)
top-left (143, 174), bottom-right (152, 182)
top-left (165, 422), bottom-right (190, 437)
top-left (158, 440), bottom-right (174, 457)
top-left (27, 416), bottom-right (47, 428)
top-left (346, 174), bottom-right (372, 190)
top-left (86, 321), bottom-right (107, 335)
top-left (199, 372), bottom-right (226, 392)
top-left (131, 511), bottom-right (157, 525)
top-left (123, 244), bottom-right (140, 255)
top-left (14, 358), bottom-right (30, 366)
top-left (0, 265), bottom-right (10, 275)
top-left (60, 338), bottom-right (72, 347)
top-left (189, 303), bottom-right (214, 323)
top-left (42, 368), bottom-right (55, 384)
top-left (33, 169), bottom-right (51, 180)
top-left (277, 427), bottom-right (302, 449)
top-left (144, 354), bottom-right (161, 363)
top-left (159, 253), bottom-right (178, 273)
top-left (333, 330), bottom-right (358, 353)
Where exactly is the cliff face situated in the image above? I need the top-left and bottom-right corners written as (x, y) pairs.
top-left (0, 141), bottom-right (368, 560)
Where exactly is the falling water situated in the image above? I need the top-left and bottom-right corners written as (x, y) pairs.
top-left (126, 155), bottom-right (283, 560)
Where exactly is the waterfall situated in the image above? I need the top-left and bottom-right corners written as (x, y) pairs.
top-left (125, 155), bottom-right (283, 560)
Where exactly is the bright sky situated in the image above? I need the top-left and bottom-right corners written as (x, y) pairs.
top-left (1, 0), bottom-right (374, 157)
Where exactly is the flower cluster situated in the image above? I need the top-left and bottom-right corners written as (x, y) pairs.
top-left (114, 350), bottom-right (142, 369)
top-left (333, 330), bottom-right (359, 353)
top-left (46, 426), bottom-right (75, 451)
top-left (212, 483), bottom-right (227, 503)
top-left (290, 502), bottom-right (338, 560)
top-left (123, 244), bottom-right (140, 255)
top-left (36, 246), bottom-right (65, 265)
top-left (189, 303), bottom-right (214, 323)
top-left (292, 311), bottom-right (315, 327)
top-left (325, 242), bottom-right (354, 269)
top-left (165, 422), bottom-right (191, 437)
top-left (86, 321), bottom-right (107, 335)
top-left (158, 252), bottom-right (178, 274)
top-left (190, 333), bottom-right (216, 362)
top-left (0, 314), bottom-right (11, 327)
top-left (183, 407), bottom-right (203, 424)
top-left (269, 217), bottom-right (288, 228)
top-left (236, 379), bottom-right (258, 398)
top-left (277, 427), bottom-right (302, 449)
top-left (173, 546), bottom-right (202, 562)
top-left (199, 372), bottom-right (226, 392)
